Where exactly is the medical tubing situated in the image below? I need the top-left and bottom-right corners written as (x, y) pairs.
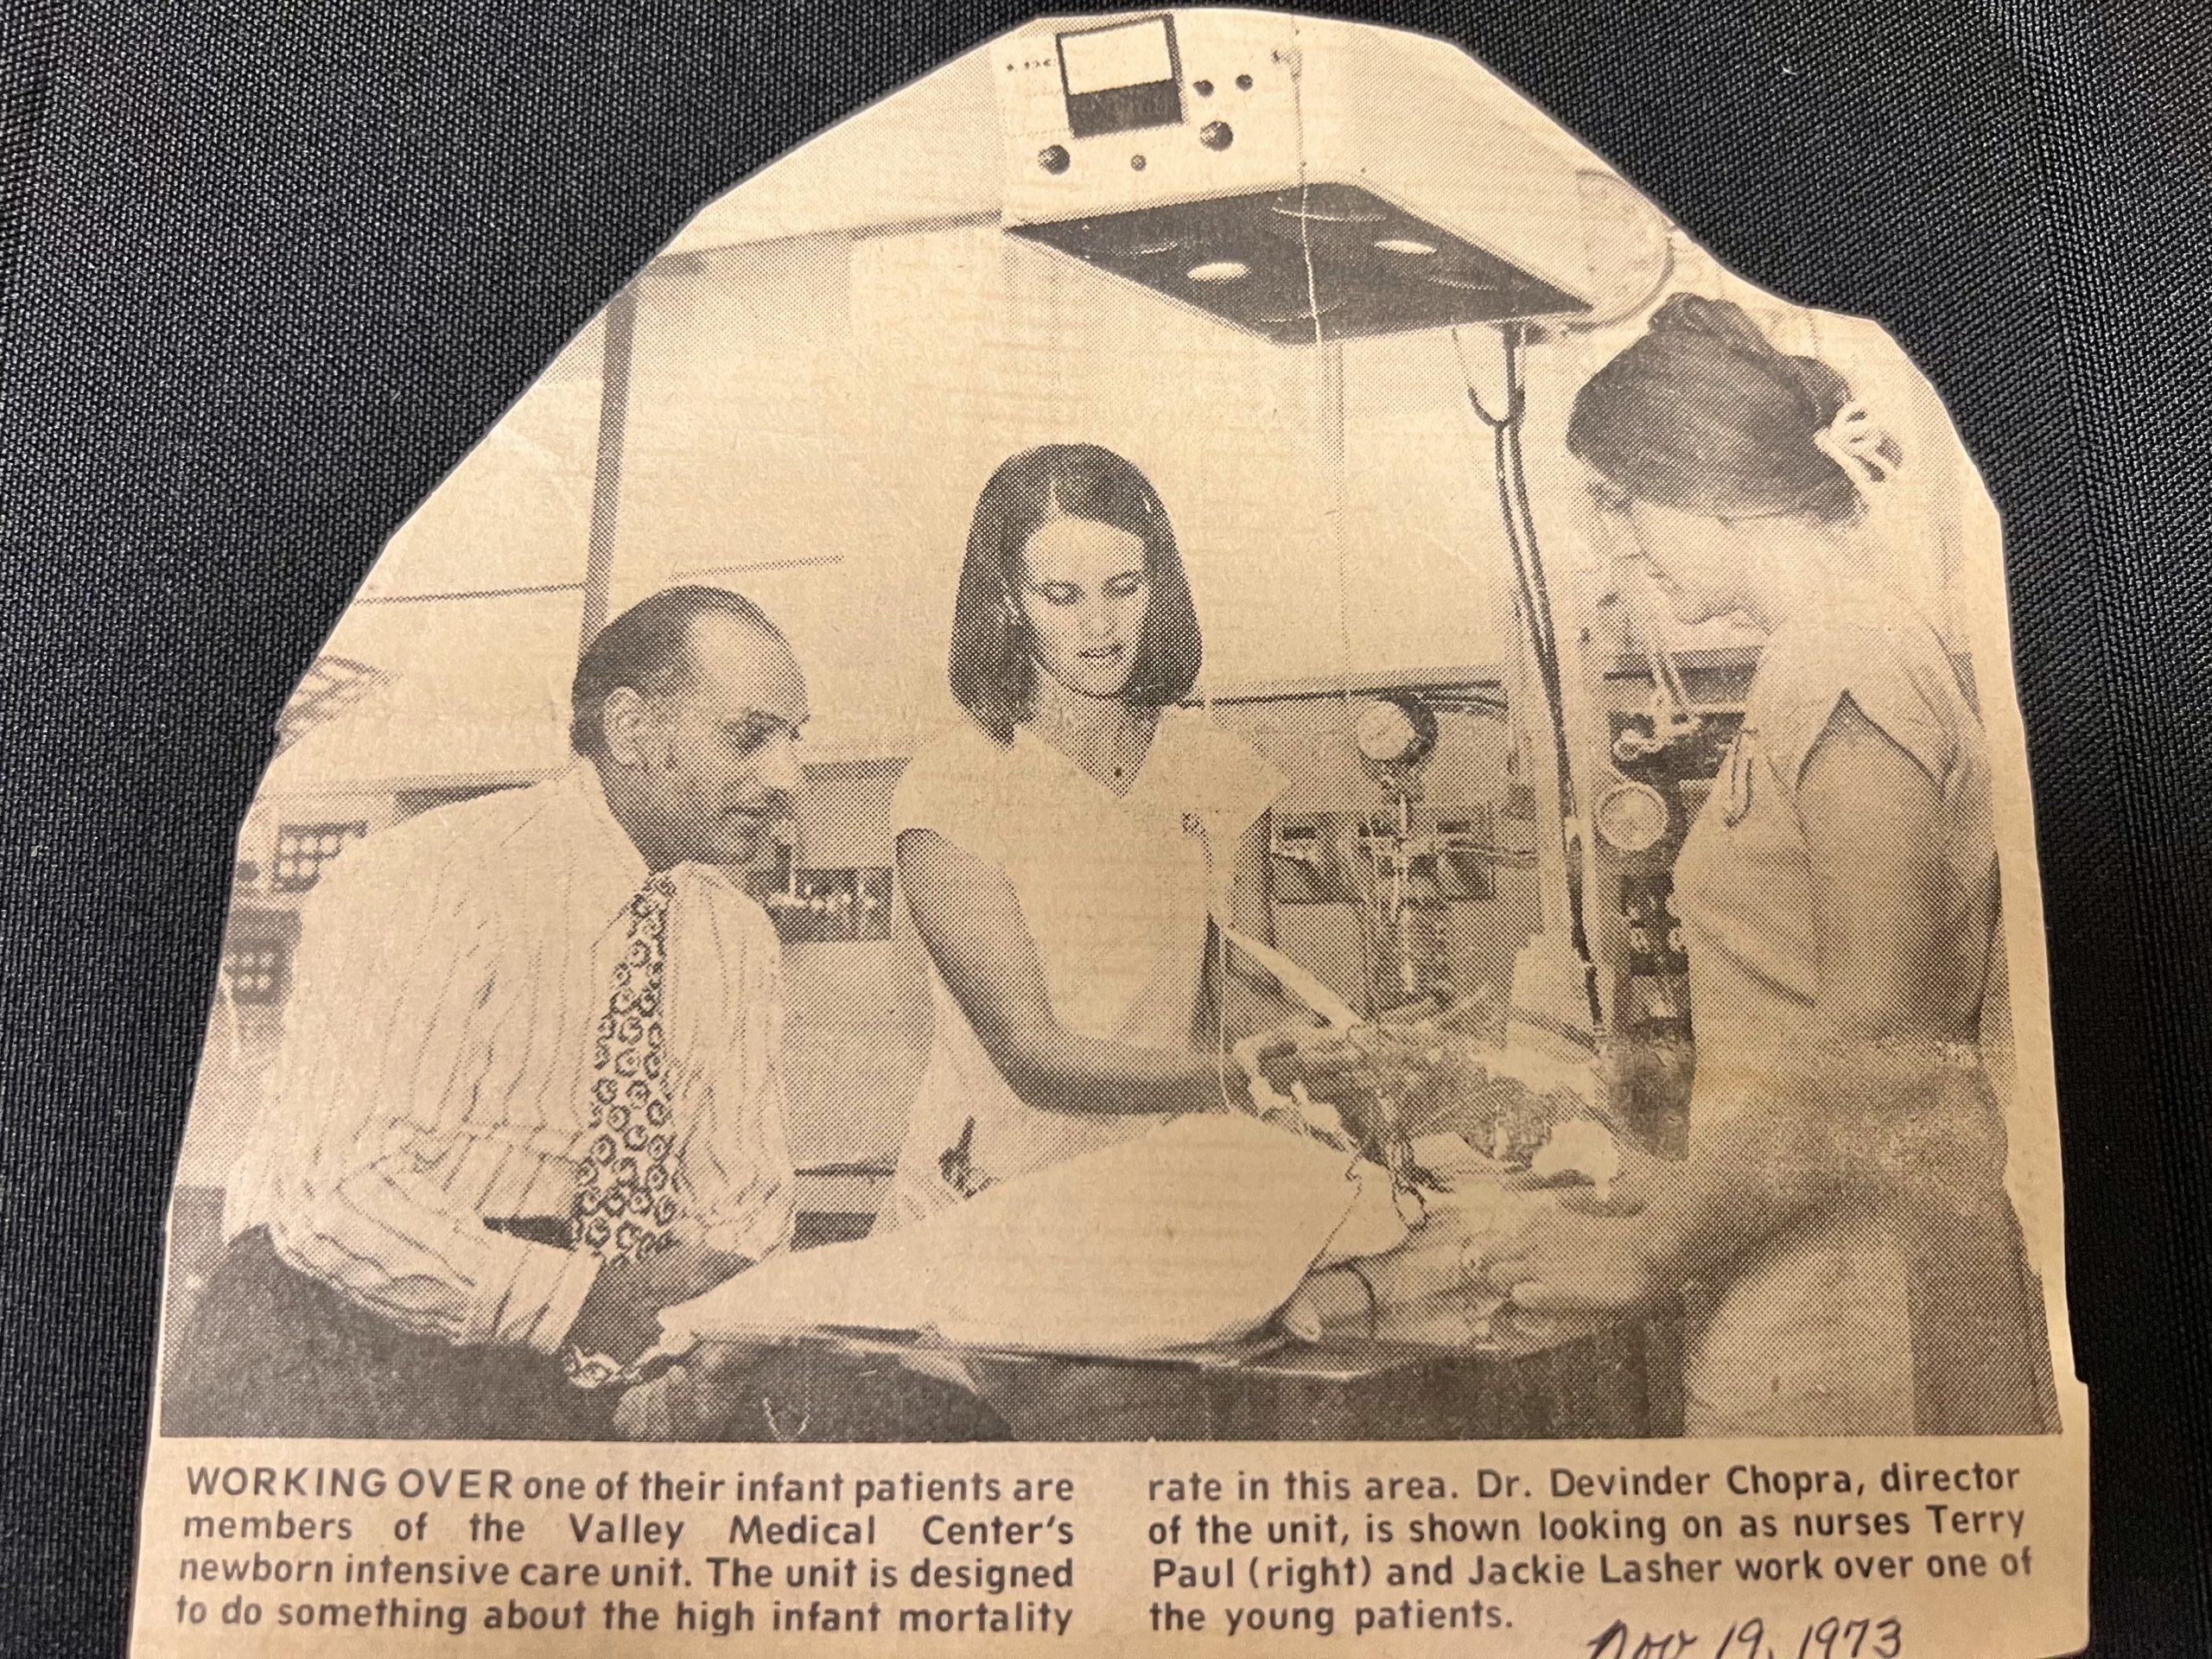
top-left (1466, 340), bottom-right (1580, 891)
top-left (1470, 383), bottom-right (1538, 666)
top-left (1459, 329), bottom-right (1600, 1020)
top-left (1647, 594), bottom-right (1695, 721)
top-left (1463, 340), bottom-right (1566, 776)
top-left (1498, 339), bottom-right (1600, 996)
top-left (1471, 386), bottom-right (1545, 721)
top-left (1463, 327), bottom-right (1554, 682)
top-left (1496, 329), bottom-right (1573, 818)
top-left (1503, 334), bottom-right (1572, 812)
top-left (1284, 33), bottom-right (1355, 718)
top-left (1502, 327), bottom-right (1560, 677)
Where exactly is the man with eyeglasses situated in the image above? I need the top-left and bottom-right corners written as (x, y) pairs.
top-left (167, 586), bottom-right (1004, 1440)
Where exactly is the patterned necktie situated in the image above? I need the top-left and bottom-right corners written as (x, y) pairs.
top-left (574, 873), bottom-right (683, 1261)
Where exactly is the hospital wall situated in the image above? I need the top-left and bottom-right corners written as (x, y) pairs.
top-left (605, 226), bottom-right (1525, 763)
top-left (259, 213), bottom-right (1981, 794)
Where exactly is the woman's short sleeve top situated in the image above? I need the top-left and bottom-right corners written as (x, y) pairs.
top-left (1672, 581), bottom-right (1997, 1108)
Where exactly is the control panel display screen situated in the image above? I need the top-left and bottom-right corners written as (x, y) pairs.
top-left (1061, 17), bottom-right (1173, 96)
top-left (1058, 16), bottom-right (1181, 138)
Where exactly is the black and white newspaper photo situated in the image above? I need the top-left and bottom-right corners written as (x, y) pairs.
top-left (127, 10), bottom-right (2088, 1655)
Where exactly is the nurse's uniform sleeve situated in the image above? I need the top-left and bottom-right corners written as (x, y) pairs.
top-left (1754, 613), bottom-right (1965, 798)
top-left (1179, 714), bottom-right (1291, 842)
top-left (891, 724), bottom-right (1013, 874)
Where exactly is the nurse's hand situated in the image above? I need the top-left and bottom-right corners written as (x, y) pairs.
top-left (1507, 1138), bottom-right (1676, 1216)
top-left (1471, 1206), bottom-right (1674, 1315)
top-left (1247, 1025), bottom-right (1431, 1115)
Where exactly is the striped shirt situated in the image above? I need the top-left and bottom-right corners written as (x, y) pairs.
top-left (225, 764), bottom-right (796, 1355)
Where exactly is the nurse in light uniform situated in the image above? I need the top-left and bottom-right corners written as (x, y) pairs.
top-left (1475, 296), bottom-right (2053, 1436)
top-left (888, 443), bottom-right (1313, 1225)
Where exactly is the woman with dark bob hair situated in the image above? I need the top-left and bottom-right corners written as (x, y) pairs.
top-left (1473, 295), bottom-right (2052, 1435)
top-left (886, 442), bottom-right (1316, 1224)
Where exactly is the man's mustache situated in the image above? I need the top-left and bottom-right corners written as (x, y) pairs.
top-left (730, 791), bottom-right (796, 823)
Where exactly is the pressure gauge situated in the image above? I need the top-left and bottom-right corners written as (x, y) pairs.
top-left (1354, 694), bottom-right (1437, 768)
top-left (1594, 780), bottom-right (1671, 853)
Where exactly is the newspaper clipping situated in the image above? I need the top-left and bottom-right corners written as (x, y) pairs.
top-left (130, 10), bottom-right (2088, 1656)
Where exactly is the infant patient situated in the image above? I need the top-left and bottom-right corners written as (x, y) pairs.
top-left (1245, 992), bottom-right (1616, 1175)
top-left (1246, 995), bottom-right (1652, 1347)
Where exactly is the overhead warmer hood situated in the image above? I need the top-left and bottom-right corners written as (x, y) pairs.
top-left (995, 10), bottom-right (1599, 343)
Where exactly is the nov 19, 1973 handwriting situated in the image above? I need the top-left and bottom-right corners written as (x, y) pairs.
top-left (1588, 1613), bottom-right (1905, 1659)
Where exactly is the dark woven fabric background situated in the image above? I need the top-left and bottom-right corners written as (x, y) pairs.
top-left (2, 2), bottom-right (2207, 1653)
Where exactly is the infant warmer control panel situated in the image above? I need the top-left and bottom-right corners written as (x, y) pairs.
top-left (995, 11), bottom-right (1592, 342)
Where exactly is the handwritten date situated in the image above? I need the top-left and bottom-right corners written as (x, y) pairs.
top-left (1588, 1614), bottom-right (1904, 1659)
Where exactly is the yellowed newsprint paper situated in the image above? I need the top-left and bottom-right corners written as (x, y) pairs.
top-left (130, 10), bottom-right (2087, 1657)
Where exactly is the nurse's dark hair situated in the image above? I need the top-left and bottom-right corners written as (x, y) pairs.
top-left (1567, 293), bottom-right (1900, 524)
top-left (949, 443), bottom-right (1202, 744)
top-left (570, 584), bottom-right (783, 757)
